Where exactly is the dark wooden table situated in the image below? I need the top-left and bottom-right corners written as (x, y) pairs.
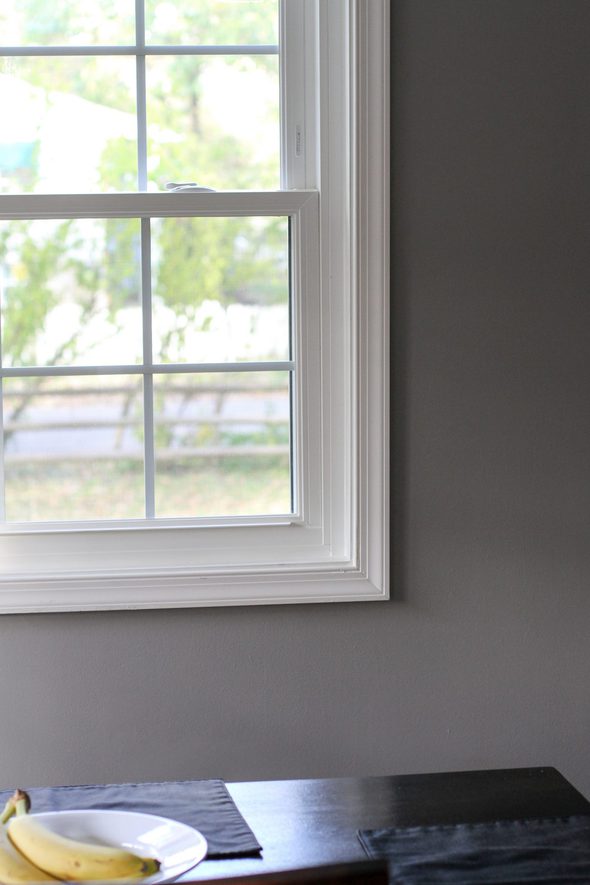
top-left (184, 767), bottom-right (590, 880)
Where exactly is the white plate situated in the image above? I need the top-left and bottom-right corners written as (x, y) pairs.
top-left (21, 810), bottom-right (208, 884)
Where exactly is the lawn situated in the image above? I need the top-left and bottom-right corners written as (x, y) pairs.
top-left (5, 457), bottom-right (291, 523)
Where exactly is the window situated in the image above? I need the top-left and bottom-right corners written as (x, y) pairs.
top-left (0, 0), bottom-right (389, 612)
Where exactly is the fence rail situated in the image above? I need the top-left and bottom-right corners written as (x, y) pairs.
top-left (5, 446), bottom-right (290, 464)
top-left (4, 416), bottom-right (289, 432)
top-left (3, 379), bottom-right (290, 463)
top-left (2, 382), bottom-right (286, 397)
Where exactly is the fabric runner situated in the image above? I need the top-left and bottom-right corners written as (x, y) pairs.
top-left (0, 780), bottom-right (262, 859)
top-left (358, 814), bottom-right (590, 884)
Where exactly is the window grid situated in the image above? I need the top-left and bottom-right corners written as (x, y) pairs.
top-left (0, 3), bottom-right (293, 524)
top-left (0, 213), bottom-right (295, 522)
top-left (140, 215), bottom-right (155, 517)
top-left (135, 0), bottom-right (148, 192)
top-left (0, 32), bottom-right (279, 193)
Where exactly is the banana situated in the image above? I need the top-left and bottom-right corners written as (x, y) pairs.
top-left (8, 816), bottom-right (159, 882)
top-left (0, 822), bottom-right (57, 884)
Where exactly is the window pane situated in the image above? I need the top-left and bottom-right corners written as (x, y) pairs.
top-left (145, 0), bottom-right (278, 46)
top-left (0, 0), bottom-right (135, 46)
top-left (146, 55), bottom-right (279, 190)
top-left (151, 216), bottom-right (289, 364)
top-left (0, 57), bottom-right (137, 194)
top-left (153, 372), bottom-right (291, 518)
top-left (0, 219), bottom-right (142, 368)
top-left (3, 376), bottom-right (145, 522)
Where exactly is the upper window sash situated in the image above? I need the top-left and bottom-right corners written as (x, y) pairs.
top-left (0, 0), bottom-right (286, 193)
top-left (0, 0), bottom-right (310, 194)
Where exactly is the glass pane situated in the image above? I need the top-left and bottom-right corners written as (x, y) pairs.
top-left (153, 372), bottom-right (291, 518)
top-left (151, 216), bottom-right (289, 364)
top-left (3, 376), bottom-right (145, 522)
top-left (0, 219), bottom-right (142, 368)
top-left (0, 57), bottom-right (137, 194)
top-left (145, 0), bottom-right (278, 46)
top-left (146, 55), bottom-right (279, 190)
top-left (0, 0), bottom-right (134, 46)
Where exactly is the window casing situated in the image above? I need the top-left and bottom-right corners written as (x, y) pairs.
top-left (0, 0), bottom-right (389, 612)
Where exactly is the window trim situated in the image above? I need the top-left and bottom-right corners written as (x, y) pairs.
top-left (0, 0), bottom-right (390, 612)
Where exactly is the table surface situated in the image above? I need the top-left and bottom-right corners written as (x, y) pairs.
top-left (184, 766), bottom-right (590, 880)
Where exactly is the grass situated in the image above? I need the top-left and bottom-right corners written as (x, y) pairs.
top-left (5, 458), bottom-right (291, 522)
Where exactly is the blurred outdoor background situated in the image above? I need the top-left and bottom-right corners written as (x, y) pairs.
top-left (0, 0), bottom-right (294, 523)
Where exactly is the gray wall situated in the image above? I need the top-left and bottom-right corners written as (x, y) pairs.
top-left (1, 0), bottom-right (589, 798)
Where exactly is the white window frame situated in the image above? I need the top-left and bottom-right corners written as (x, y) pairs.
top-left (0, 0), bottom-right (390, 612)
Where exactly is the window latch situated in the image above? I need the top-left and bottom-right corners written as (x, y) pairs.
top-left (165, 182), bottom-right (217, 192)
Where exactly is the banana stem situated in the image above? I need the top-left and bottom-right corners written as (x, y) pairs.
top-left (0, 790), bottom-right (31, 824)
top-left (0, 799), bottom-right (15, 825)
top-left (0, 790), bottom-right (29, 824)
top-left (14, 790), bottom-right (31, 818)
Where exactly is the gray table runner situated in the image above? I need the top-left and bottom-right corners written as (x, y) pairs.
top-left (359, 815), bottom-right (590, 883)
top-left (0, 779), bottom-right (262, 859)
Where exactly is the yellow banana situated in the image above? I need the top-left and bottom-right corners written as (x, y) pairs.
top-left (8, 816), bottom-right (159, 881)
top-left (0, 822), bottom-right (57, 884)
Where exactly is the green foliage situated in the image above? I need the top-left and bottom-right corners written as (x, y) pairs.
top-left (221, 423), bottom-right (289, 448)
top-left (3, 0), bottom-right (133, 45)
top-left (14, 56), bottom-right (135, 116)
top-left (0, 216), bottom-right (141, 368)
top-left (0, 221), bottom-right (69, 365)
top-left (99, 138), bottom-right (137, 192)
top-left (144, 0), bottom-right (278, 46)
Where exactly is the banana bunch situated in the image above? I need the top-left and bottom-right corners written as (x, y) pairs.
top-left (0, 791), bottom-right (160, 884)
top-left (0, 799), bottom-right (56, 885)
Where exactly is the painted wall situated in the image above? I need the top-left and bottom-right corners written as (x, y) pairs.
top-left (1, 0), bottom-right (589, 798)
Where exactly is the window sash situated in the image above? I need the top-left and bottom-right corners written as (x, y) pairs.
top-left (0, 0), bottom-right (282, 192)
top-left (0, 189), bottom-right (320, 533)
